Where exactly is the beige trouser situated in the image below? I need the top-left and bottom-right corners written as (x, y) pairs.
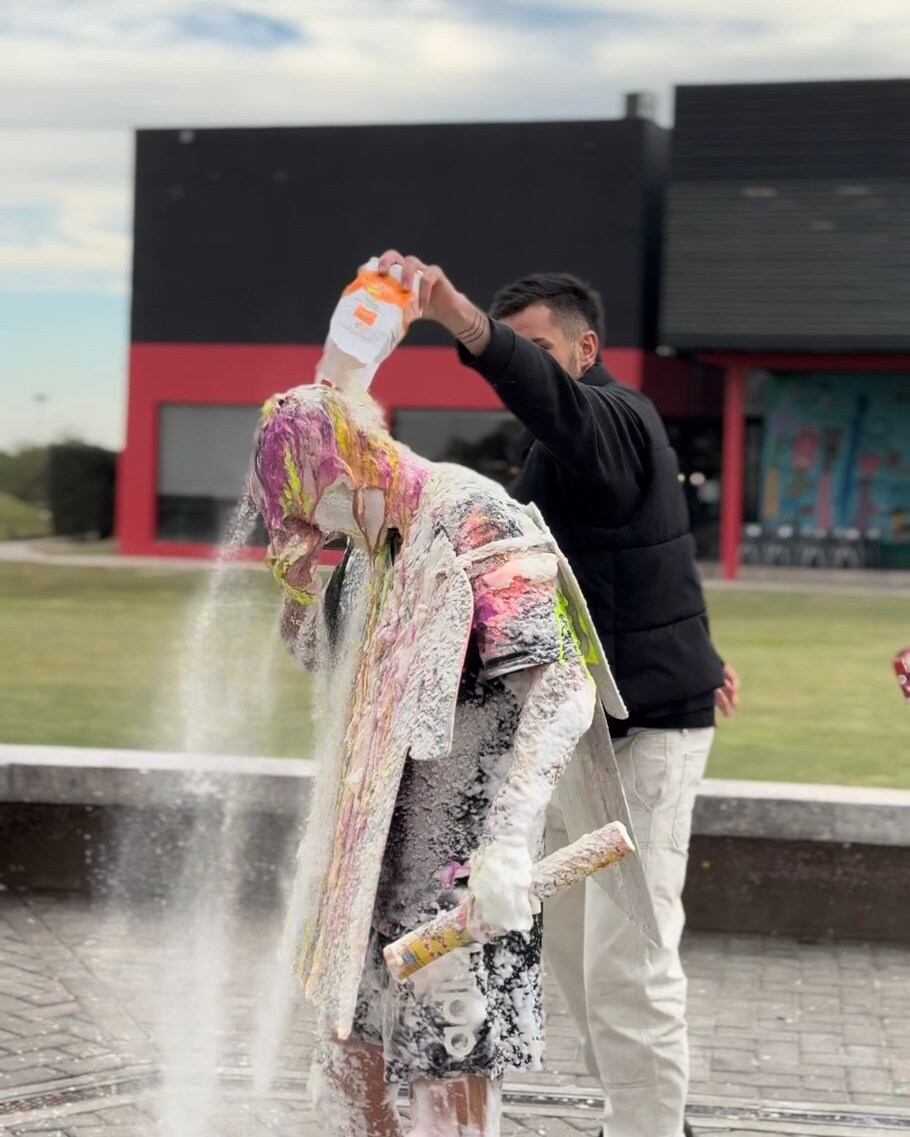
top-left (545, 726), bottom-right (714, 1137)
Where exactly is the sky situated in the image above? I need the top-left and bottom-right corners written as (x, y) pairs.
top-left (1, 0), bottom-right (908, 452)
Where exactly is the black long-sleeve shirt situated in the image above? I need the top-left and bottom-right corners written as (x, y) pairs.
top-left (458, 320), bottom-right (720, 732)
top-left (460, 321), bottom-right (648, 525)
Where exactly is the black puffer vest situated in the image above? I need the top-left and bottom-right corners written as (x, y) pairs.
top-left (510, 370), bottom-right (724, 722)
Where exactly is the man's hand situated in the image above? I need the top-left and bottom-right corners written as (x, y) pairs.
top-left (374, 249), bottom-right (491, 356)
top-left (715, 663), bottom-right (740, 718)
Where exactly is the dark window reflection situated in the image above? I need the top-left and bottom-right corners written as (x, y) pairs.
top-left (665, 416), bottom-right (764, 560)
top-left (393, 410), bottom-right (527, 487)
top-left (157, 495), bottom-right (267, 545)
top-left (664, 418), bottom-right (722, 560)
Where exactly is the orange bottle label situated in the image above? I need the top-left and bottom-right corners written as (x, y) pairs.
top-left (344, 270), bottom-right (413, 311)
top-left (354, 304), bottom-right (378, 326)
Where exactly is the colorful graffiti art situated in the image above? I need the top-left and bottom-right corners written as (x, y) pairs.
top-left (761, 373), bottom-right (910, 541)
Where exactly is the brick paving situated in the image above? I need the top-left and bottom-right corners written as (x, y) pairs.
top-left (0, 892), bottom-right (907, 1135)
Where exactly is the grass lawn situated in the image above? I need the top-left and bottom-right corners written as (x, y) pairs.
top-left (0, 561), bottom-right (312, 758)
top-left (706, 587), bottom-right (910, 788)
top-left (0, 560), bottom-right (907, 787)
top-left (0, 492), bottom-right (50, 540)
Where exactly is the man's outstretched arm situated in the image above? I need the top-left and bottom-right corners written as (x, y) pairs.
top-left (375, 249), bottom-right (492, 356)
top-left (373, 250), bottom-right (645, 502)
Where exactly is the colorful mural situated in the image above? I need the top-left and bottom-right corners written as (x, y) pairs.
top-left (761, 374), bottom-right (910, 542)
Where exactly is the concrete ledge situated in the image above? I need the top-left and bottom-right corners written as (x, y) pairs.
top-left (0, 744), bottom-right (314, 814)
top-left (694, 777), bottom-right (910, 847)
top-left (2, 745), bottom-right (907, 847)
top-left (684, 836), bottom-right (910, 943)
top-left (1, 744), bottom-right (908, 941)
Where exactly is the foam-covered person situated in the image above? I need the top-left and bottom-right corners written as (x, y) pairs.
top-left (250, 378), bottom-right (601, 1137)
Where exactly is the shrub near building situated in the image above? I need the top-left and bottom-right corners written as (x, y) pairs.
top-left (0, 446), bottom-right (51, 540)
top-left (48, 443), bottom-right (117, 540)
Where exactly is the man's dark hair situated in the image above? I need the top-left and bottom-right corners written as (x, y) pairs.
top-left (490, 272), bottom-right (605, 341)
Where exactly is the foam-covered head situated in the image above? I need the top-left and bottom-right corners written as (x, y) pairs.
top-left (251, 383), bottom-right (427, 555)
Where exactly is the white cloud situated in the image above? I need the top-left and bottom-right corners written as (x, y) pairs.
top-left (0, 0), bottom-right (907, 296)
top-left (592, 7), bottom-right (910, 87)
top-left (0, 0), bottom-right (906, 449)
top-left (0, 130), bottom-right (131, 293)
top-left (1, 1), bottom-right (903, 130)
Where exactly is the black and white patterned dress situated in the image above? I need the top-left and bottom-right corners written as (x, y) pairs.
top-left (341, 495), bottom-right (568, 1083)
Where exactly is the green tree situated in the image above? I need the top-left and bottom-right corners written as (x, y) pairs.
top-left (0, 445), bottom-right (50, 505)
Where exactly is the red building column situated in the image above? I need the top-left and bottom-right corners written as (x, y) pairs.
top-left (721, 366), bottom-right (746, 581)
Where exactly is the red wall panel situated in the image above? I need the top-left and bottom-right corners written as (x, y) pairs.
top-left (117, 343), bottom-right (648, 556)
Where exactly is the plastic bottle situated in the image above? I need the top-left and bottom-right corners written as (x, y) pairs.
top-left (317, 257), bottom-right (421, 393)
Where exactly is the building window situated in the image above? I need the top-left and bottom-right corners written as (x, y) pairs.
top-left (156, 404), bottom-right (528, 544)
top-left (157, 404), bottom-right (265, 543)
top-left (392, 409), bottom-right (525, 487)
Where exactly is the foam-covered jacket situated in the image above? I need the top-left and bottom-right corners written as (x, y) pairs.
top-left (273, 465), bottom-right (626, 1038)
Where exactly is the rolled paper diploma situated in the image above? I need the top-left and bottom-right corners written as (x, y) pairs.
top-left (384, 821), bottom-right (634, 981)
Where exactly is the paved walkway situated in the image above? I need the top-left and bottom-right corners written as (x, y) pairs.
top-left (4, 538), bottom-right (910, 595)
top-left (0, 893), bottom-right (907, 1135)
top-left (0, 541), bottom-right (216, 572)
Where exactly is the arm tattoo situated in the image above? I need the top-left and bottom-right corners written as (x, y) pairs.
top-left (456, 308), bottom-right (490, 348)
